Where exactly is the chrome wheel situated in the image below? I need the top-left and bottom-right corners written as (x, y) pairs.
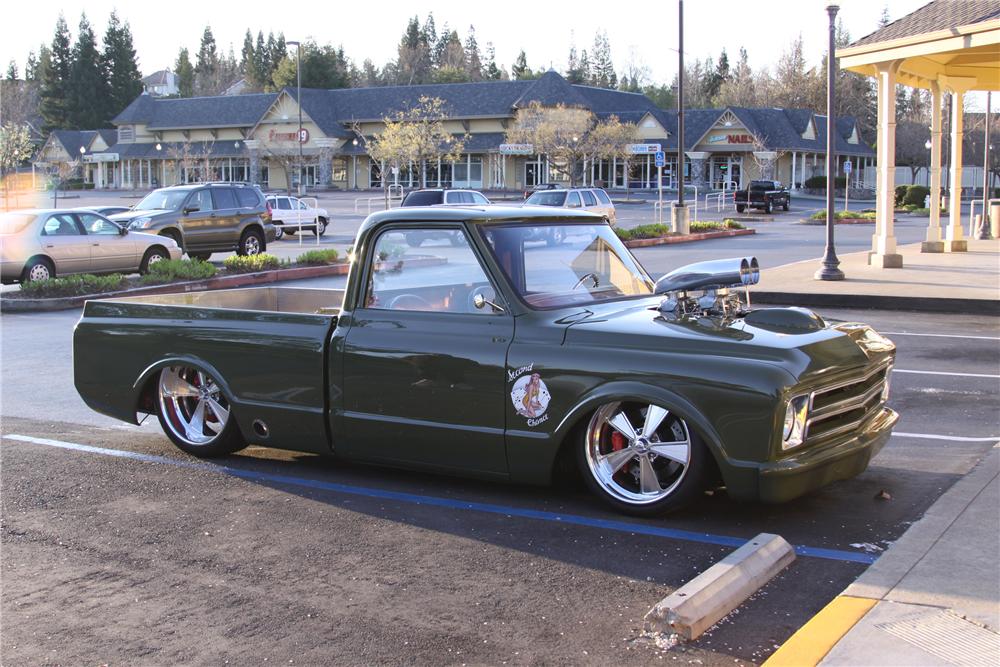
top-left (158, 366), bottom-right (231, 446)
top-left (585, 401), bottom-right (692, 505)
top-left (240, 231), bottom-right (263, 256)
top-left (315, 219), bottom-right (326, 236)
top-left (26, 262), bottom-right (52, 281)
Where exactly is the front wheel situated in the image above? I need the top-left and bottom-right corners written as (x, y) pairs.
top-left (274, 227), bottom-right (284, 240)
top-left (764, 202), bottom-right (772, 214)
top-left (782, 201), bottom-right (790, 212)
top-left (577, 401), bottom-right (712, 516)
top-left (139, 246), bottom-right (169, 274)
top-left (21, 257), bottom-right (54, 282)
top-left (736, 204), bottom-right (745, 213)
top-left (238, 229), bottom-right (264, 256)
top-left (189, 252), bottom-right (212, 262)
top-left (314, 218), bottom-right (327, 237)
top-left (157, 365), bottom-right (246, 457)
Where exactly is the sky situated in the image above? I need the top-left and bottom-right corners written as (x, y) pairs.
top-left (3, 0), bottom-right (933, 85)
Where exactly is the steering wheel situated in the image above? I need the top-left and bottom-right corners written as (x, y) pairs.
top-left (387, 293), bottom-right (433, 310)
top-left (572, 272), bottom-right (600, 290)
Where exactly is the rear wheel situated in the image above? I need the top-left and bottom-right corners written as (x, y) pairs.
top-left (736, 204), bottom-right (745, 213)
top-left (578, 401), bottom-right (711, 516)
top-left (157, 365), bottom-right (246, 457)
top-left (21, 257), bottom-right (54, 282)
top-left (314, 218), bottom-right (327, 237)
top-left (238, 229), bottom-right (264, 256)
top-left (139, 246), bottom-right (169, 274)
top-left (189, 252), bottom-right (212, 262)
top-left (274, 227), bottom-right (284, 240)
top-left (782, 201), bottom-right (790, 212)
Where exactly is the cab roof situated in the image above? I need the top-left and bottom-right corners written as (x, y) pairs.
top-left (360, 205), bottom-right (604, 236)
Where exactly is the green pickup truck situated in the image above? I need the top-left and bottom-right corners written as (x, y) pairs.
top-left (74, 206), bottom-right (897, 516)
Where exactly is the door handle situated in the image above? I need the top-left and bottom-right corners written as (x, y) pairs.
top-left (45, 244), bottom-right (54, 248)
top-left (92, 243), bottom-right (100, 247)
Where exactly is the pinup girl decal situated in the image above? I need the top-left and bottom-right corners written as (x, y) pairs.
top-left (510, 372), bottom-right (551, 421)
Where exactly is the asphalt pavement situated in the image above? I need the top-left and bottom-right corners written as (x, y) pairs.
top-left (2, 303), bottom-right (997, 665)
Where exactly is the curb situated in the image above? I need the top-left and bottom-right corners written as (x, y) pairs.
top-left (798, 219), bottom-right (877, 225)
top-left (762, 596), bottom-right (877, 666)
top-left (0, 256), bottom-right (445, 313)
top-left (751, 290), bottom-right (1000, 315)
top-left (624, 228), bottom-right (755, 248)
top-left (644, 533), bottom-right (796, 641)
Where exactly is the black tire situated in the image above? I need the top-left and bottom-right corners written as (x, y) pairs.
top-left (139, 246), bottom-right (170, 274)
top-left (189, 252), bottom-right (212, 262)
top-left (156, 365), bottom-right (247, 458)
top-left (274, 227), bottom-right (284, 240)
top-left (405, 232), bottom-right (424, 248)
top-left (21, 257), bottom-right (54, 283)
top-left (314, 218), bottom-right (327, 237)
top-left (576, 401), bottom-right (714, 517)
top-left (286, 228), bottom-right (297, 236)
top-left (238, 229), bottom-right (265, 256)
top-left (736, 205), bottom-right (745, 213)
top-left (782, 201), bottom-right (790, 212)
top-left (764, 202), bottom-right (772, 214)
top-left (159, 229), bottom-right (182, 250)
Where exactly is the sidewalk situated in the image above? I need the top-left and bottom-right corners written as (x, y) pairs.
top-left (765, 447), bottom-right (999, 666)
top-left (753, 239), bottom-right (1000, 314)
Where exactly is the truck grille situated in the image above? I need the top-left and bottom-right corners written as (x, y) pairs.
top-left (805, 362), bottom-right (891, 443)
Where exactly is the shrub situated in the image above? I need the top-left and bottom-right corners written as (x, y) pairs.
top-left (20, 273), bottom-right (127, 298)
top-left (804, 175), bottom-right (848, 189)
top-left (140, 258), bottom-right (217, 285)
top-left (894, 184), bottom-right (909, 207)
top-left (295, 249), bottom-right (341, 265)
top-left (223, 253), bottom-right (283, 273)
top-left (690, 220), bottom-right (746, 232)
top-left (908, 207), bottom-right (947, 217)
top-left (810, 210), bottom-right (876, 220)
top-left (903, 185), bottom-right (930, 207)
top-left (617, 223), bottom-right (673, 240)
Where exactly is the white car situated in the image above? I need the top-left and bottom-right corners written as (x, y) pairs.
top-left (524, 187), bottom-right (617, 225)
top-left (264, 195), bottom-right (330, 239)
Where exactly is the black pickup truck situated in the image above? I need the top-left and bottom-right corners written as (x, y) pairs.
top-left (735, 180), bottom-right (790, 213)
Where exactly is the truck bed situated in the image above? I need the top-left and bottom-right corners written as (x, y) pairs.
top-left (74, 287), bottom-right (344, 454)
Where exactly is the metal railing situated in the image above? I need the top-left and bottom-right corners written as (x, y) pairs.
top-left (291, 197), bottom-right (321, 246)
top-left (705, 190), bottom-right (736, 212)
top-left (354, 185), bottom-right (405, 215)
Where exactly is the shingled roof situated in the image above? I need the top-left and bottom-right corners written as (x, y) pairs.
top-left (112, 92), bottom-right (278, 129)
top-left (852, 0), bottom-right (1000, 47)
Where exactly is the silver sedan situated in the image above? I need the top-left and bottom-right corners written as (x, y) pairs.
top-left (1, 209), bottom-right (182, 284)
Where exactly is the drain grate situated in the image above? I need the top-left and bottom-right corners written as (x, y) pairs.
top-left (875, 608), bottom-right (999, 666)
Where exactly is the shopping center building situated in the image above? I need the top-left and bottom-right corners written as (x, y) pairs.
top-left (38, 71), bottom-right (875, 193)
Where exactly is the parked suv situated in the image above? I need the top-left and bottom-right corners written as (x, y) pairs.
top-left (264, 194), bottom-right (329, 239)
top-left (110, 183), bottom-right (275, 260)
top-left (524, 187), bottom-right (617, 225)
top-left (400, 189), bottom-right (491, 207)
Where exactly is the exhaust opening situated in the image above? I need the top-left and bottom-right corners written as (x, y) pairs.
top-left (252, 419), bottom-right (269, 438)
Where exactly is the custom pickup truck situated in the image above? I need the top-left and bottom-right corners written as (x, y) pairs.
top-left (74, 206), bottom-right (897, 516)
top-left (735, 180), bottom-right (791, 213)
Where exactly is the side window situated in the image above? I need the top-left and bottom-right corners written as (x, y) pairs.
top-left (593, 189), bottom-right (612, 205)
top-left (297, 199), bottom-right (309, 210)
top-left (78, 213), bottom-right (119, 235)
top-left (186, 189), bottom-right (213, 212)
top-left (276, 197), bottom-right (292, 210)
top-left (471, 192), bottom-right (489, 204)
top-left (42, 213), bottom-right (83, 236)
top-left (581, 190), bottom-right (597, 206)
top-left (566, 192), bottom-right (582, 208)
top-left (365, 228), bottom-right (499, 314)
top-left (236, 188), bottom-right (259, 208)
top-left (211, 188), bottom-right (238, 210)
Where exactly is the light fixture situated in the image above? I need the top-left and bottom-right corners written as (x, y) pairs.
top-left (234, 141), bottom-right (240, 149)
top-left (352, 138), bottom-right (358, 146)
top-left (572, 135), bottom-right (579, 142)
top-left (79, 146), bottom-right (86, 154)
top-left (155, 143), bottom-right (162, 151)
top-left (925, 140), bottom-right (932, 149)
top-left (724, 120), bottom-right (733, 127)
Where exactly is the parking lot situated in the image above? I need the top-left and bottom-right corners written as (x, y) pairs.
top-left (3, 286), bottom-right (997, 664)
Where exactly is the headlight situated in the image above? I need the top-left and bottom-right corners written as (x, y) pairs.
top-left (130, 217), bottom-right (152, 229)
top-left (782, 395), bottom-right (810, 450)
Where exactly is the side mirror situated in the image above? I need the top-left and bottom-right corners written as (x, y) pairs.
top-left (183, 206), bottom-right (198, 215)
top-left (473, 293), bottom-right (505, 313)
top-left (118, 225), bottom-right (128, 236)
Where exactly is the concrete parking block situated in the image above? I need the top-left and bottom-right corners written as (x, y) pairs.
top-left (643, 532), bottom-right (795, 641)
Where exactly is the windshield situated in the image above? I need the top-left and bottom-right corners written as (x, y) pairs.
top-left (134, 189), bottom-right (189, 211)
top-left (525, 191), bottom-right (567, 207)
top-left (0, 213), bottom-right (36, 235)
top-left (480, 223), bottom-right (654, 309)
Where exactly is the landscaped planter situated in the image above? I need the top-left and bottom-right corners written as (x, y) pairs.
top-left (800, 217), bottom-right (876, 225)
top-left (0, 256), bottom-right (446, 313)
top-left (622, 228), bottom-right (755, 248)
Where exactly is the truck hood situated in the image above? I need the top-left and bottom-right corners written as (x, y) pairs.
top-left (110, 209), bottom-right (171, 222)
top-left (560, 298), bottom-right (894, 382)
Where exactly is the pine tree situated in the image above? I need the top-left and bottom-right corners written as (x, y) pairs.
top-left (566, 44), bottom-right (584, 84)
top-left (579, 50), bottom-right (591, 85)
top-left (512, 50), bottom-right (530, 80)
top-left (241, 30), bottom-right (255, 79)
top-left (194, 26), bottom-right (219, 95)
top-left (433, 24), bottom-right (451, 70)
top-left (483, 43), bottom-right (503, 80)
top-left (590, 31), bottom-right (617, 88)
top-left (175, 48), bottom-right (195, 97)
top-left (422, 13), bottom-right (437, 61)
top-left (464, 26), bottom-right (482, 81)
top-left (252, 31), bottom-right (269, 89)
top-left (5, 61), bottom-right (17, 81)
top-left (69, 13), bottom-right (108, 128)
top-left (25, 50), bottom-right (39, 81)
top-left (878, 5), bottom-right (891, 28)
top-left (40, 14), bottom-right (73, 132)
top-left (102, 12), bottom-right (142, 122)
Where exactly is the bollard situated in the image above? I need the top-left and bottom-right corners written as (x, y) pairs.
top-left (990, 200), bottom-right (1000, 239)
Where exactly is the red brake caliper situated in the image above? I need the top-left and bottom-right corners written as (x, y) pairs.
top-left (611, 432), bottom-right (626, 451)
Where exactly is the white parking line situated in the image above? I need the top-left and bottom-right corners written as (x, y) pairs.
top-left (892, 432), bottom-right (999, 443)
top-left (882, 331), bottom-right (1000, 341)
top-left (894, 369), bottom-right (1000, 379)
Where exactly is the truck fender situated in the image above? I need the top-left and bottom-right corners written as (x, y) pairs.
top-left (548, 380), bottom-right (729, 474)
top-left (132, 355), bottom-right (238, 414)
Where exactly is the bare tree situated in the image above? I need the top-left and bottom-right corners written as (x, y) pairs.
top-left (505, 102), bottom-right (594, 185)
top-left (0, 123), bottom-right (35, 209)
top-left (166, 138), bottom-right (216, 185)
top-left (895, 120), bottom-right (931, 184)
top-left (581, 114), bottom-right (639, 192)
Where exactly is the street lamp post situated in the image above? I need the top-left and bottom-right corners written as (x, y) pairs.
top-left (674, 0), bottom-right (686, 232)
top-left (815, 4), bottom-right (845, 281)
top-left (287, 40), bottom-right (304, 196)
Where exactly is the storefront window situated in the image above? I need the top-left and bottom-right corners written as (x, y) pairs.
top-left (332, 158), bottom-right (347, 185)
top-left (369, 161), bottom-right (384, 188)
top-left (452, 155), bottom-right (483, 189)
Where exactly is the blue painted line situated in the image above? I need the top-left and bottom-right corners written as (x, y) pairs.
top-left (6, 434), bottom-right (877, 565)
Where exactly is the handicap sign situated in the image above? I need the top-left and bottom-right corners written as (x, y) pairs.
top-left (843, 160), bottom-right (853, 174)
top-left (655, 151), bottom-right (665, 168)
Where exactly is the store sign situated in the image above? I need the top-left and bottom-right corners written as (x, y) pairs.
top-left (499, 143), bottom-right (534, 155)
top-left (628, 143), bottom-right (661, 154)
top-left (83, 153), bottom-right (119, 163)
top-left (707, 134), bottom-right (753, 145)
top-left (268, 128), bottom-right (310, 143)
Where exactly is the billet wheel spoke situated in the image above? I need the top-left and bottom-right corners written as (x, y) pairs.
top-left (607, 411), bottom-right (637, 441)
top-left (638, 455), bottom-right (662, 494)
top-left (161, 369), bottom-right (200, 398)
top-left (599, 447), bottom-right (636, 475)
top-left (641, 405), bottom-right (670, 439)
top-left (184, 400), bottom-right (207, 441)
top-left (649, 441), bottom-right (689, 464)
top-left (206, 397), bottom-right (229, 424)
